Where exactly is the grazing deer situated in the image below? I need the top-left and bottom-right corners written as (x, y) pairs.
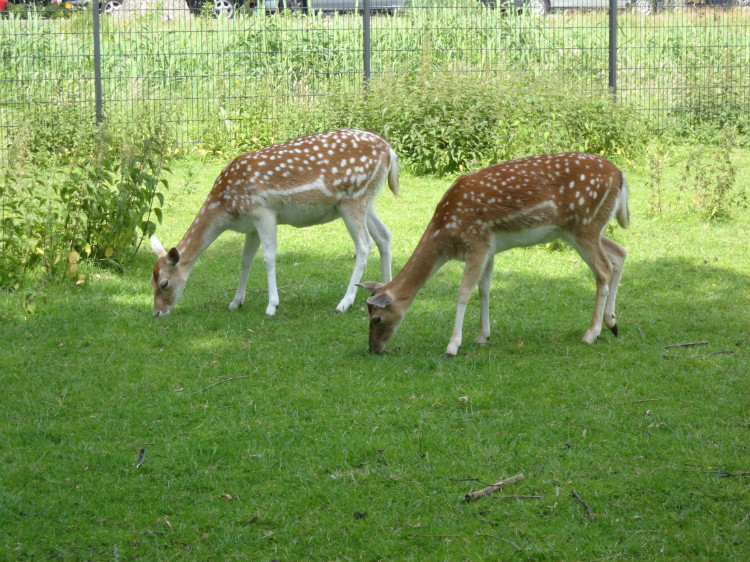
top-left (358, 152), bottom-right (629, 357)
top-left (150, 129), bottom-right (399, 317)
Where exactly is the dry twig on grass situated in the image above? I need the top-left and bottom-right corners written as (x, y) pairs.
top-left (662, 350), bottom-right (734, 359)
top-left (409, 533), bottom-right (520, 550)
top-left (572, 489), bottom-right (595, 520)
top-left (663, 340), bottom-right (709, 349)
top-left (195, 359), bottom-right (258, 393)
top-left (463, 474), bottom-right (524, 502)
top-left (196, 375), bottom-right (252, 393)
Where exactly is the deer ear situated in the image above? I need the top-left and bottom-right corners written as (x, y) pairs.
top-left (367, 291), bottom-right (393, 309)
top-left (166, 247), bottom-right (180, 267)
top-left (151, 235), bottom-right (167, 257)
top-left (357, 281), bottom-right (385, 294)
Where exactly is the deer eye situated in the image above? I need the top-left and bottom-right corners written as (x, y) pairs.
top-left (159, 279), bottom-right (170, 291)
top-left (372, 316), bottom-right (382, 325)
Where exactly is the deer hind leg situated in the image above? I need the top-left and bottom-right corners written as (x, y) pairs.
top-left (229, 231), bottom-right (261, 311)
top-left (337, 205), bottom-right (372, 313)
top-left (446, 250), bottom-right (490, 357)
top-left (255, 214), bottom-right (280, 316)
top-left (600, 236), bottom-right (627, 336)
top-left (475, 255), bottom-right (495, 346)
top-left (365, 204), bottom-right (393, 283)
top-left (567, 235), bottom-right (613, 344)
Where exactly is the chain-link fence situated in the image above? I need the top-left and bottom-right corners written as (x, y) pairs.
top-left (1, 0), bottom-right (748, 156)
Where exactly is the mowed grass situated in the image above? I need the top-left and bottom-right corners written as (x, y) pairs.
top-left (1, 149), bottom-right (748, 561)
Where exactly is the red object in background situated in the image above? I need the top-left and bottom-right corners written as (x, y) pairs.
top-left (0, 0), bottom-right (8, 11)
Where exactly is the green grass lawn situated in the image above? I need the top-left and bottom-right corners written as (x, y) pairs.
top-left (1, 149), bottom-right (748, 561)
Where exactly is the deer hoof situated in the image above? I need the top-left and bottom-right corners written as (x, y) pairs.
top-left (609, 323), bottom-right (619, 337)
top-left (582, 331), bottom-right (599, 344)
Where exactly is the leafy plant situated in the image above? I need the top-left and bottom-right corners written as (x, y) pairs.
top-left (314, 63), bottom-right (650, 175)
top-left (58, 132), bottom-right (171, 265)
top-left (0, 126), bottom-right (171, 287)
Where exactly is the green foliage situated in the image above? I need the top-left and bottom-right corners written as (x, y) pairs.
top-left (679, 129), bottom-right (747, 220)
top-left (0, 166), bottom-right (66, 287)
top-left (4, 99), bottom-right (100, 167)
top-left (1, 126), bottom-right (171, 288)
top-left (359, 65), bottom-right (505, 175)
top-left (3, 2), bottom-right (71, 20)
top-left (311, 65), bottom-right (650, 175)
top-left (664, 26), bottom-right (750, 145)
top-left (645, 129), bottom-right (747, 221)
top-left (56, 133), bottom-right (171, 263)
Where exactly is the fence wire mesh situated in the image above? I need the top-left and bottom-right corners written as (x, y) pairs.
top-left (1, 0), bottom-right (748, 156)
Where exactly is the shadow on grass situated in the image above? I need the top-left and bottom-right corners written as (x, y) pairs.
top-left (2, 241), bottom-right (747, 370)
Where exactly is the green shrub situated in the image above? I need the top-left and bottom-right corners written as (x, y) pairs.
top-left (369, 66), bottom-right (504, 175)
top-left (1, 126), bottom-right (171, 288)
top-left (4, 99), bottom-right (100, 167)
top-left (311, 63), bottom-right (651, 175)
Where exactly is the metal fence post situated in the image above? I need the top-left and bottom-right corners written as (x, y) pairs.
top-left (93, 0), bottom-right (103, 124)
top-left (608, 0), bottom-right (617, 102)
top-left (363, 0), bottom-right (371, 84)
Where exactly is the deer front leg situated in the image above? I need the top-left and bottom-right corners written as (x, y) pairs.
top-left (230, 231), bottom-right (261, 311)
top-left (337, 207), bottom-right (373, 313)
top-left (446, 254), bottom-right (487, 357)
top-left (475, 255), bottom-right (494, 345)
top-left (255, 214), bottom-right (280, 316)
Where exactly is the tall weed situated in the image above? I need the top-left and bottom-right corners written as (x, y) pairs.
top-left (680, 129), bottom-right (746, 220)
top-left (645, 129), bottom-right (746, 221)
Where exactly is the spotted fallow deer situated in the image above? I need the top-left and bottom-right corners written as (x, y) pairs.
top-left (150, 129), bottom-right (399, 317)
top-left (358, 152), bottom-right (629, 357)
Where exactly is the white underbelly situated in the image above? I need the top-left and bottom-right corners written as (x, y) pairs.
top-left (492, 225), bottom-right (562, 252)
top-left (276, 205), bottom-right (341, 228)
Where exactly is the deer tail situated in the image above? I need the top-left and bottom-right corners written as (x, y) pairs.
top-left (387, 148), bottom-right (400, 197)
top-left (616, 172), bottom-right (630, 229)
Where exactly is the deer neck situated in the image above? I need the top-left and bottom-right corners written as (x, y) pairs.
top-left (174, 206), bottom-right (229, 273)
top-left (389, 227), bottom-right (447, 309)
